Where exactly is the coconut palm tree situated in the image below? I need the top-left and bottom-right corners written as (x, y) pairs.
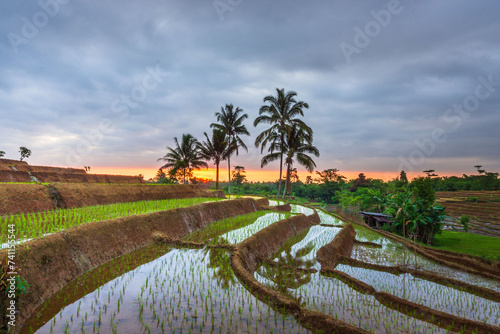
top-left (157, 134), bottom-right (208, 184)
top-left (282, 126), bottom-right (319, 198)
top-left (254, 88), bottom-right (312, 198)
top-left (197, 129), bottom-right (231, 190)
top-left (210, 104), bottom-right (250, 194)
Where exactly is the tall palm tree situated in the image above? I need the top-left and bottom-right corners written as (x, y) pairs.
top-left (254, 88), bottom-right (312, 198)
top-left (197, 129), bottom-right (230, 190)
top-left (210, 104), bottom-right (250, 194)
top-left (157, 133), bottom-right (208, 184)
top-left (282, 126), bottom-right (319, 198)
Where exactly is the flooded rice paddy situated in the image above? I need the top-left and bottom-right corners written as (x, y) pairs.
top-left (26, 203), bottom-right (499, 334)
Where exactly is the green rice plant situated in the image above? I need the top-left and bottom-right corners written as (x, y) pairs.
top-left (0, 197), bottom-right (220, 247)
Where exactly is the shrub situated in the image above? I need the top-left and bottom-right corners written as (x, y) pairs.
top-left (460, 215), bottom-right (470, 233)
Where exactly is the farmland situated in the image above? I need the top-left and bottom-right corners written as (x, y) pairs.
top-left (12, 200), bottom-right (499, 334)
top-left (0, 197), bottom-right (221, 248)
top-left (436, 191), bottom-right (500, 237)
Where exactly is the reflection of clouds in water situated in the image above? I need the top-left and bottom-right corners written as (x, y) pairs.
top-left (33, 204), bottom-right (498, 334)
top-left (220, 212), bottom-right (288, 244)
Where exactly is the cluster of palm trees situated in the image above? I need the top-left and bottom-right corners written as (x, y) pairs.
top-left (158, 88), bottom-right (319, 198)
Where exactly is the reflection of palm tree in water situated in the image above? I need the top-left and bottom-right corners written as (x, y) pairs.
top-left (205, 237), bottom-right (236, 289)
top-left (257, 242), bottom-right (315, 302)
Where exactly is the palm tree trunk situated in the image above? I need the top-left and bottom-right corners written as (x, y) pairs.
top-left (282, 164), bottom-right (291, 199)
top-left (227, 156), bottom-right (231, 194)
top-left (215, 162), bottom-right (219, 190)
top-left (276, 152), bottom-right (283, 199)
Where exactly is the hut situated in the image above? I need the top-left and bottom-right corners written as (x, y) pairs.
top-left (360, 212), bottom-right (392, 229)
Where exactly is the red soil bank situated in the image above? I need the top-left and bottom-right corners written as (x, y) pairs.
top-left (324, 205), bottom-right (500, 279)
top-left (0, 158), bottom-right (143, 183)
top-left (0, 183), bottom-right (225, 215)
top-left (317, 225), bottom-right (500, 333)
top-left (0, 183), bottom-right (55, 215)
top-left (230, 213), bottom-right (320, 313)
top-left (316, 223), bottom-right (357, 268)
top-left (52, 183), bottom-right (224, 209)
top-left (374, 229), bottom-right (500, 280)
top-left (230, 214), bottom-right (369, 333)
top-left (0, 198), bottom-right (266, 330)
top-left (337, 256), bottom-right (500, 303)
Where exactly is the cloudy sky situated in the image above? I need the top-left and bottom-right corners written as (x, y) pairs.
top-left (1, 0), bottom-right (499, 181)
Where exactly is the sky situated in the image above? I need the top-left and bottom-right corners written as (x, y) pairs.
top-left (1, 0), bottom-right (499, 181)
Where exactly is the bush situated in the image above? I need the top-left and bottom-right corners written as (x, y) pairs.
top-left (460, 215), bottom-right (470, 233)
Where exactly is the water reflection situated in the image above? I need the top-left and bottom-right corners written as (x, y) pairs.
top-left (257, 243), bottom-right (316, 302)
top-left (204, 238), bottom-right (236, 289)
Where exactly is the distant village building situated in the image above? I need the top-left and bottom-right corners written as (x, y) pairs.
top-left (360, 212), bottom-right (392, 229)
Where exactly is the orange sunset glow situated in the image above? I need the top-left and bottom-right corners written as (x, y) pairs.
top-left (89, 166), bottom-right (451, 183)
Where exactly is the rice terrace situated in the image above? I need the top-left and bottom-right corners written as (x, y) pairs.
top-left (0, 155), bottom-right (499, 334)
top-left (4, 2), bottom-right (500, 333)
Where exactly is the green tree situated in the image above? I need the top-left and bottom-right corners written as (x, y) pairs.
top-left (0, 151), bottom-right (5, 157)
top-left (198, 129), bottom-right (231, 190)
top-left (349, 173), bottom-right (371, 192)
top-left (384, 188), bottom-right (445, 244)
top-left (254, 88), bottom-right (312, 199)
top-left (460, 215), bottom-right (470, 233)
top-left (411, 176), bottom-right (435, 205)
top-left (211, 104), bottom-right (249, 194)
top-left (19, 146), bottom-right (31, 161)
top-left (282, 126), bottom-right (319, 198)
top-left (157, 134), bottom-right (208, 184)
top-left (231, 165), bottom-right (247, 186)
top-left (400, 170), bottom-right (408, 183)
top-left (314, 169), bottom-right (346, 203)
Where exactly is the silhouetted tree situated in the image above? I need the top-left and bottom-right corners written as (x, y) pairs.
top-left (211, 104), bottom-right (249, 194)
top-left (198, 129), bottom-right (231, 190)
top-left (400, 170), bottom-right (408, 183)
top-left (231, 165), bottom-right (247, 186)
top-left (350, 173), bottom-right (371, 192)
top-left (157, 134), bottom-right (208, 184)
top-left (254, 88), bottom-right (312, 198)
top-left (19, 147), bottom-right (31, 161)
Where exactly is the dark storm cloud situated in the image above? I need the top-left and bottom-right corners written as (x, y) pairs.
top-left (0, 0), bottom-right (499, 175)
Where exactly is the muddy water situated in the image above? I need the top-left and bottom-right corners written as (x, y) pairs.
top-left (30, 212), bottom-right (309, 334)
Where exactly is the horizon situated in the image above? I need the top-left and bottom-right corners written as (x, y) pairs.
top-left (0, 156), bottom-right (489, 183)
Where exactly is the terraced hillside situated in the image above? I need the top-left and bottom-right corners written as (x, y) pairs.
top-left (0, 158), bottom-right (143, 183)
top-left (2, 197), bottom-right (497, 334)
top-left (437, 191), bottom-right (500, 237)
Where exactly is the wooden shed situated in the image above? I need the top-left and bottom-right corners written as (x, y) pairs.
top-left (360, 211), bottom-right (392, 229)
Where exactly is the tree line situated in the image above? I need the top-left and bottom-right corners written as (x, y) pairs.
top-left (156, 88), bottom-right (319, 198)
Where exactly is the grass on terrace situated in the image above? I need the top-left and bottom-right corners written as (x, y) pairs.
top-left (0, 197), bottom-right (221, 247)
top-left (432, 231), bottom-right (500, 261)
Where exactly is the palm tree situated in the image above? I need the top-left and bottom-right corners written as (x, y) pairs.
top-left (210, 104), bottom-right (250, 194)
top-left (254, 88), bottom-right (312, 198)
top-left (157, 134), bottom-right (208, 184)
top-left (282, 126), bottom-right (319, 198)
top-left (197, 129), bottom-right (230, 190)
